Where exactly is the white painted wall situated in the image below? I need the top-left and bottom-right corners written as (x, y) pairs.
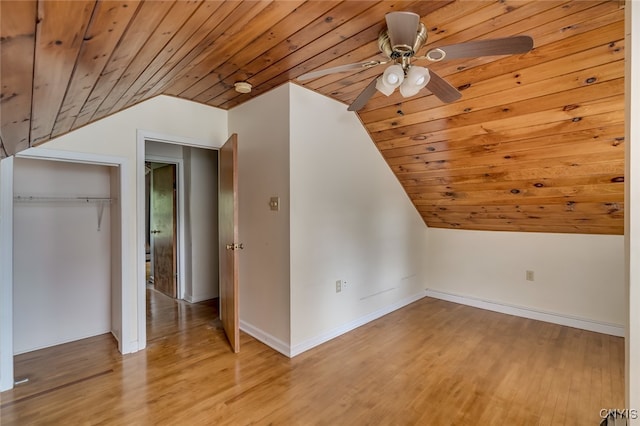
top-left (288, 84), bottom-right (430, 350)
top-left (625, 0), bottom-right (640, 415)
top-left (146, 140), bottom-right (184, 159)
top-left (41, 95), bottom-right (228, 350)
top-left (427, 229), bottom-right (625, 328)
top-left (13, 158), bottom-right (112, 354)
top-left (228, 84), bottom-right (291, 349)
top-left (228, 83), bottom-right (430, 354)
top-left (184, 147), bottom-right (219, 302)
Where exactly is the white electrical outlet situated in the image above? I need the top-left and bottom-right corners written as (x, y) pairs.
top-left (336, 280), bottom-right (342, 293)
top-left (343, 280), bottom-right (348, 290)
top-left (526, 270), bottom-right (534, 281)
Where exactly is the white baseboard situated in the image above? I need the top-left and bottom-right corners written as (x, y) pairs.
top-left (184, 293), bottom-right (218, 304)
top-left (290, 290), bottom-right (427, 357)
top-left (14, 328), bottom-right (114, 356)
top-left (425, 289), bottom-right (625, 337)
top-left (239, 321), bottom-right (291, 357)
top-left (111, 330), bottom-right (121, 350)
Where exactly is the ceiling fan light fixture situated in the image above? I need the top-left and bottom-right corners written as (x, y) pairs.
top-left (376, 64), bottom-right (404, 96)
top-left (234, 81), bottom-right (252, 94)
top-left (298, 11), bottom-right (534, 110)
top-left (399, 66), bottom-right (430, 97)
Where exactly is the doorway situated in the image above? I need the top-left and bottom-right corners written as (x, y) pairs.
top-left (143, 139), bottom-right (221, 342)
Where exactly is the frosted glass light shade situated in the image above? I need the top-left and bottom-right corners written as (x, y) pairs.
top-left (399, 66), bottom-right (430, 97)
top-left (375, 64), bottom-right (404, 96)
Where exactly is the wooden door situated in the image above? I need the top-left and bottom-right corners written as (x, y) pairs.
top-left (151, 164), bottom-right (177, 298)
top-left (219, 134), bottom-right (240, 353)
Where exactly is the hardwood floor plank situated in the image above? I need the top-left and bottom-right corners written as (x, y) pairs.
top-left (0, 293), bottom-right (624, 424)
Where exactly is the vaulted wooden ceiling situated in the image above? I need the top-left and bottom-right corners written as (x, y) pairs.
top-left (0, 1), bottom-right (625, 234)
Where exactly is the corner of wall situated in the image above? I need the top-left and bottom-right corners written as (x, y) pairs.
top-left (228, 83), bottom-right (292, 349)
top-left (287, 83), bottom-right (430, 351)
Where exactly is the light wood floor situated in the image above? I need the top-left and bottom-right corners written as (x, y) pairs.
top-left (0, 291), bottom-right (624, 425)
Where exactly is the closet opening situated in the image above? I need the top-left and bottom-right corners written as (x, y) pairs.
top-left (9, 156), bottom-right (124, 391)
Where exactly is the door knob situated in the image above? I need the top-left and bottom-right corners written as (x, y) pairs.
top-left (226, 243), bottom-right (244, 250)
top-left (151, 230), bottom-right (161, 234)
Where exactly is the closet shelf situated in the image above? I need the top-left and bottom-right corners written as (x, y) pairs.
top-left (13, 196), bottom-right (113, 231)
top-left (13, 196), bottom-right (112, 203)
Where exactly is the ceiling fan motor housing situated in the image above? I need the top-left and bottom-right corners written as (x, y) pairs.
top-left (379, 10), bottom-right (428, 60)
top-left (378, 22), bottom-right (427, 60)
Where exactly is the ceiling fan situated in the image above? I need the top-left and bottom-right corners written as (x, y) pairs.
top-left (297, 11), bottom-right (534, 111)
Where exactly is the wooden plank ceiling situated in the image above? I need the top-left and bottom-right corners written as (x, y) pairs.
top-left (0, 0), bottom-right (625, 234)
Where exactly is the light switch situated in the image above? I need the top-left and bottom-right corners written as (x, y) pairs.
top-left (269, 196), bottom-right (279, 211)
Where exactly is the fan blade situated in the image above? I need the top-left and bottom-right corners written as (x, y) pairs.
top-left (426, 70), bottom-right (462, 103)
top-left (297, 60), bottom-right (383, 81)
top-left (427, 36), bottom-right (533, 60)
top-left (348, 77), bottom-right (379, 111)
top-left (386, 11), bottom-right (420, 49)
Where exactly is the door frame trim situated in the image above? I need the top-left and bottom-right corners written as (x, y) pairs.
top-left (0, 157), bottom-right (14, 391)
top-left (136, 130), bottom-right (217, 350)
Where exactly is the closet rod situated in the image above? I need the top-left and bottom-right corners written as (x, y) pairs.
top-left (13, 196), bottom-right (112, 203)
